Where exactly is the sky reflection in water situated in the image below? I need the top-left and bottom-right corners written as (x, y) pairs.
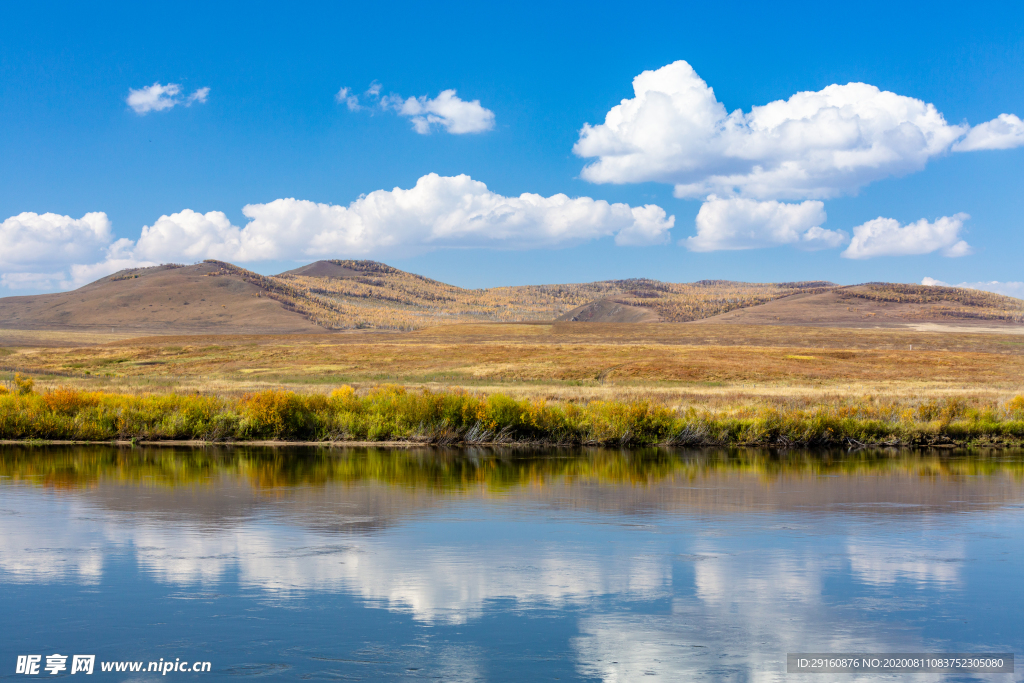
top-left (1, 446), bottom-right (1022, 681)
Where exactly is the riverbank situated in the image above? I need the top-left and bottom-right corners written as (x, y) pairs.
top-left (2, 382), bottom-right (1023, 447)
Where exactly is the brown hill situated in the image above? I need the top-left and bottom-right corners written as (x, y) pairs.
top-left (556, 299), bottom-right (661, 323)
top-left (700, 284), bottom-right (1024, 329)
top-left (272, 260), bottom-right (835, 329)
top-left (4, 258), bottom-right (1021, 335)
top-left (0, 262), bottom-right (322, 334)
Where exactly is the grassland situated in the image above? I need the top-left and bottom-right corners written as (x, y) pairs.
top-left (6, 322), bottom-right (1023, 397)
top-left (2, 321), bottom-right (1024, 447)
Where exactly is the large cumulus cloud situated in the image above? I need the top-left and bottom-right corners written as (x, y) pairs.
top-left (574, 60), bottom-right (1022, 200)
top-left (138, 173), bottom-right (673, 262)
top-left (0, 211), bottom-right (147, 290)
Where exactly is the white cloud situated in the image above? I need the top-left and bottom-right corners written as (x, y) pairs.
top-left (574, 60), bottom-right (1022, 200)
top-left (0, 211), bottom-right (149, 293)
top-left (136, 174), bottom-right (672, 262)
top-left (186, 86), bottom-right (210, 106)
top-left (67, 239), bottom-right (147, 288)
top-left (127, 82), bottom-right (210, 114)
top-left (0, 272), bottom-right (64, 290)
top-left (340, 83), bottom-right (495, 134)
top-left (390, 90), bottom-right (495, 134)
top-left (134, 209), bottom-right (244, 261)
top-left (953, 113), bottom-right (1024, 151)
top-left (1, 211), bottom-right (114, 268)
top-left (335, 87), bottom-right (361, 111)
top-left (127, 82), bottom-right (181, 114)
top-left (1, 175), bottom-right (672, 293)
top-left (842, 213), bottom-right (971, 259)
top-left (922, 277), bottom-right (1024, 299)
top-left (684, 196), bottom-right (845, 252)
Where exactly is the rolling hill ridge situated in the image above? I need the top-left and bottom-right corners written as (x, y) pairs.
top-left (1, 259), bottom-right (1022, 334)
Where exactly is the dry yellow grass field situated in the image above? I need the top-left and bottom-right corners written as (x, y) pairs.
top-left (3, 322), bottom-right (1023, 417)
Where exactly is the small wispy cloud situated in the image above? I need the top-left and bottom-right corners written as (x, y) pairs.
top-left (334, 87), bottom-right (361, 111)
top-left (337, 82), bottom-right (495, 134)
top-left (186, 87), bottom-right (210, 106)
top-left (127, 82), bottom-right (210, 115)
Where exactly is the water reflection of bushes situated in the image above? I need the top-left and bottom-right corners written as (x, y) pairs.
top-left (2, 446), bottom-right (1022, 491)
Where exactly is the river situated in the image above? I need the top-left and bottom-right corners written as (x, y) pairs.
top-left (1, 446), bottom-right (1022, 681)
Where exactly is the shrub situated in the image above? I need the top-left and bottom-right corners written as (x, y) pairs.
top-left (1006, 395), bottom-right (1024, 420)
top-left (43, 387), bottom-right (98, 415)
top-left (939, 397), bottom-right (969, 425)
top-left (14, 374), bottom-right (34, 396)
top-left (238, 390), bottom-right (315, 439)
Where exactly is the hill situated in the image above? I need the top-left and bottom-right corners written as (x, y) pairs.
top-left (268, 260), bottom-right (833, 329)
top-left (701, 283), bottom-right (1024, 329)
top-left (556, 299), bottom-right (661, 323)
top-left (0, 262), bottom-right (322, 334)
top-left (2, 259), bottom-right (1022, 334)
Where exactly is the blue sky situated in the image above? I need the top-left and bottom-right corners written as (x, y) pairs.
top-left (1, 0), bottom-right (1022, 293)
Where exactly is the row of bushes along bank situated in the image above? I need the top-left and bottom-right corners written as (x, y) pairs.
top-left (2, 381), bottom-right (1024, 446)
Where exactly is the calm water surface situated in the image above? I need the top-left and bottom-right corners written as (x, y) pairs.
top-left (1, 446), bottom-right (1022, 681)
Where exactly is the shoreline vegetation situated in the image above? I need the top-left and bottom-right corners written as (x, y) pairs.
top-left (2, 376), bottom-right (1023, 448)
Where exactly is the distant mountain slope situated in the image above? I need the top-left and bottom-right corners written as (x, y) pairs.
top-left (0, 262), bottom-right (322, 334)
top-left (272, 259), bottom-right (833, 329)
top-left (3, 258), bottom-right (1021, 334)
top-left (701, 284), bottom-right (1024, 328)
